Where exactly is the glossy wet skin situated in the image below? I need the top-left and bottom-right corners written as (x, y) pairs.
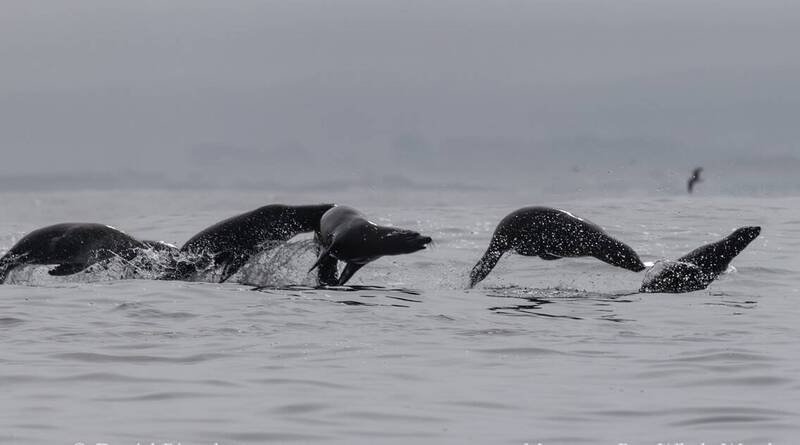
top-left (593, 237), bottom-right (647, 273)
top-left (328, 224), bottom-right (431, 262)
top-left (312, 206), bottom-right (432, 285)
top-left (181, 204), bottom-right (335, 254)
top-left (469, 207), bottom-right (645, 288)
top-left (677, 226), bottom-right (761, 276)
top-left (0, 223), bottom-right (147, 283)
top-left (172, 203), bottom-right (335, 283)
top-left (641, 226), bottom-right (762, 293)
top-left (639, 260), bottom-right (711, 293)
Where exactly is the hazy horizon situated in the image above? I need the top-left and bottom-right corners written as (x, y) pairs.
top-left (1, 1), bottom-right (798, 195)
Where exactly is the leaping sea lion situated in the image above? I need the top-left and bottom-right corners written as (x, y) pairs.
top-left (0, 223), bottom-right (175, 284)
top-left (309, 206), bottom-right (432, 285)
top-left (640, 226), bottom-right (761, 293)
top-left (170, 203), bottom-right (338, 284)
top-left (469, 207), bottom-right (645, 288)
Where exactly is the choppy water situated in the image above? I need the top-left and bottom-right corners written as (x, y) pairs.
top-left (1, 191), bottom-right (798, 444)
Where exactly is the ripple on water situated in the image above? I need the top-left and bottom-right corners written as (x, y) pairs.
top-left (445, 399), bottom-right (520, 411)
top-left (335, 410), bottom-right (446, 423)
top-left (457, 328), bottom-right (527, 337)
top-left (271, 402), bottom-right (331, 415)
top-left (55, 372), bottom-right (166, 383)
top-left (52, 352), bottom-right (228, 363)
top-left (589, 406), bottom-right (792, 419)
top-left (683, 375), bottom-right (793, 387)
top-left (251, 378), bottom-right (355, 390)
top-left (477, 346), bottom-right (567, 356)
top-left (669, 411), bottom-right (791, 428)
top-left (95, 391), bottom-right (222, 402)
top-left (31, 372), bottom-right (241, 388)
top-left (665, 349), bottom-right (775, 363)
top-left (0, 317), bottom-right (26, 327)
top-left (583, 405), bottom-right (797, 433)
top-left (635, 348), bottom-right (778, 380)
top-left (217, 432), bottom-right (330, 442)
top-left (338, 430), bottom-right (441, 439)
top-left (112, 302), bottom-right (198, 319)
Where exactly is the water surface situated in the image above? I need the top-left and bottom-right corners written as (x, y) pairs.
top-left (1, 191), bottom-right (797, 444)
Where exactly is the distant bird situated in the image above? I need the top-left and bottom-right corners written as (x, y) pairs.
top-left (687, 167), bottom-right (703, 194)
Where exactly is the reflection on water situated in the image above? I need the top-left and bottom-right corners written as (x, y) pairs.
top-left (485, 285), bottom-right (638, 321)
top-left (252, 284), bottom-right (424, 308)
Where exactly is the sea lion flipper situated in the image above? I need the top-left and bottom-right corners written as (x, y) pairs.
top-left (48, 263), bottom-right (89, 276)
top-left (310, 231), bottom-right (339, 285)
top-left (468, 246), bottom-right (505, 288)
top-left (308, 246), bottom-right (332, 273)
top-left (337, 262), bottom-right (364, 286)
top-left (315, 254), bottom-right (339, 286)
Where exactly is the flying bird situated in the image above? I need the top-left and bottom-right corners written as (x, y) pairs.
top-left (687, 167), bottom-right (703, 194)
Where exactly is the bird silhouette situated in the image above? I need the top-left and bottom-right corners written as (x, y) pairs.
top-left (687, 167), bottom-right (703, 193)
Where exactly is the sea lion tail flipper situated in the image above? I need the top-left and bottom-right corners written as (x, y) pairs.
top-left (337, 262), bottom-right (364, 286)
top-left (468, 246), bottom-right (505, 288)
top-left (308, 246), bottom-right (332, 273)
top-left (311, 233), bottom-right (338, 285)
top-left (315, 254), bottom-right (339, 286)
top-left (49, 263), bottom-right (89, 276)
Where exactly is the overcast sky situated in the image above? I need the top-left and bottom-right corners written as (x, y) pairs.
top-left (1, 0), bottom-right (798, 192)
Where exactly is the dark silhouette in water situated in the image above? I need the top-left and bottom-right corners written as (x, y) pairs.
top-left (309, 206), bottom-right (432, 285)
top-left (640, 226), bottom-right (761, 293)
top-left (687, 167), bottom-right (703, 193)
top-left (167, 204), bottom-right (338, 284)
top-left (0, 223), bottom-right (176, 284)
top-left (469, 207), bottom-right (645, 288)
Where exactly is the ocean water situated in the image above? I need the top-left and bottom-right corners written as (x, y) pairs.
top-left (1, 190), bottom-right (798, 444)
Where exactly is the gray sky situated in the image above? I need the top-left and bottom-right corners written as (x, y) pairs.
top-left (1, 0), bottom-right (798, 193)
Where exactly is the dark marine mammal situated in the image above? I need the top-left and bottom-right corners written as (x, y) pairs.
top-left (309, 206), bottom-right (432, 285)
top-left (0, 223), bottom-right (169, 284)
top-left (170, 204), bottom-right (337, 284)
top-left (640, 226), bottom-right (761, 293)
top-left (468, 207), bottom-right (645, 288)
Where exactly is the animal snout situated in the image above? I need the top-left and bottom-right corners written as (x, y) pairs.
top-left (736, 226), bottom-right (762, 241)
top-left (404, 232), bottom-right (432, 249)
top-left (385, 230), bottom-right (432, 254)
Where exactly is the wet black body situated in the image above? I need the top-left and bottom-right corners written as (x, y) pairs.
top-left (469, 207), bottom-right (645, 288)
top-left (0, 223), bottom-right (153, 284)
top-left (640, 226), bottom-right (761, 293)
top-left (309, 206), bottom-right (432, 285)
top-left (172, 204), bottom-right (337, 284)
